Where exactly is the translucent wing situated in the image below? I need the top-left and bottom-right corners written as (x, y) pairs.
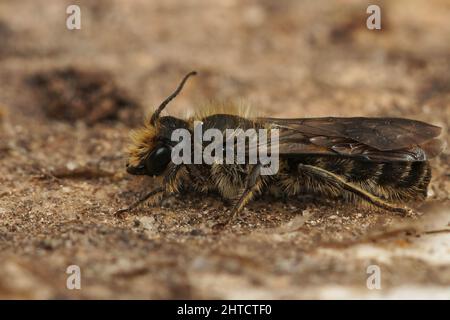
top-left (250, 117), bottom-right (443, 161)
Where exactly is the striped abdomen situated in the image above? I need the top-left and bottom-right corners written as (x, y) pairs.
top-left (282, 156), bottom-right (431, 202)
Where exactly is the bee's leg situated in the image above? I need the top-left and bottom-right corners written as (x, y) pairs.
top-left (114, 187), bottom-right (164, 216)
top-left (298, 164), bottom-right (411, 215)
top-left (186, 165), bottom-right (208, 185)
top-left (220, 164), bottom-right (263, 227)
top-left (115, 164), bottom-right (184, 216)
top-left (163, 163), bottom-right (185, 194)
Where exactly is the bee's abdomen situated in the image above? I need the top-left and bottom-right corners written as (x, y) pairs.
top-left (286, 156), bottom-right (431, 202)
top-left (375, 161), bottom-right (430, 189)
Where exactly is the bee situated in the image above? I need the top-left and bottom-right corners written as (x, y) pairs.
top-left (116, 71), bottom-right (444, 227)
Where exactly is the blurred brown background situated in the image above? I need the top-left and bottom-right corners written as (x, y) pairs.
top-left (0, 0), bottom-right (449, 299)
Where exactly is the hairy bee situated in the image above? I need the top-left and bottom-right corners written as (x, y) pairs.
top-left (116, 71), bottom-right (444, 226)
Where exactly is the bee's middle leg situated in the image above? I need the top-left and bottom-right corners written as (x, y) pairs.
top-left (219, 164), bottom-right (263, 227)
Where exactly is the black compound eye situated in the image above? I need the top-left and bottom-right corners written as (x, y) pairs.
top-left (145, 146), bottom-right (171, 176)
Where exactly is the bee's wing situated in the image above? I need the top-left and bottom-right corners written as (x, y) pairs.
top-left (250, 117), bottom-right (444, 161)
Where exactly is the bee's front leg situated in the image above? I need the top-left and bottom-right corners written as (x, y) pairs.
top-left (114, 187), bottom-right (164, 217)
top-left (186, 164), bottom-right (210, 189)
top-left (115, 164), bottom-right (184, 217)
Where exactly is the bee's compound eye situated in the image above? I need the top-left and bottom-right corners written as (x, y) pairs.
top-left (145, 146), bottom-right (172, 176)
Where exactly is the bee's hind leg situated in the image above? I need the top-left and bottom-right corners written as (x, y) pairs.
top-left (298, 164), bottom-right (411, 216)
top-left (216, 164), bottom-right (263, 229)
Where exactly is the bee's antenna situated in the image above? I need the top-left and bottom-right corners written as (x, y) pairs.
top-left (150, 71), bottom-right (197, 125)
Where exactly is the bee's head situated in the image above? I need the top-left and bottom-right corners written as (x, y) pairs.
top-left (126, 116), bottom-right (189, 176)
top-left (126, 71), bottom-right (196, 177)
